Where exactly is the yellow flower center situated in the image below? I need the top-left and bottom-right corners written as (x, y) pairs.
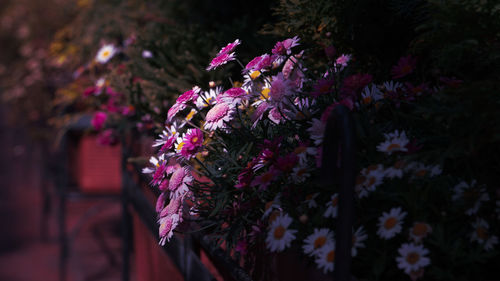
top-left (314, 236), bottom-right (327, 249)
top-left (265, 201), bottom-right (274, 211)
top-left (356, 175), bottom-right (366, 186)
top-left (362, 96), bottom-right (372, 104)
top-left (186, 109), bottom-right (196, 121)
top-left (102, 50), bottom-right (110, 58)
top-left (387, 143), bottom-right (401, 151)
top-left (415, 169), bottom-right (428, 177)
top-left (273, 226), bottom-right (286, 239)
top-left (394, 160), bottom-right (405, 169)
top-left (250, 70), bottom-right (261, 80)
top-left (384, 217), bottom-right (398, 229)
top-left (406, 252), bottom-right (420, 265)
top-left (366, 176), bottom-right (376, 187)
top-left (294, 146), bottom-right (307, 154)
top-left (476, 227), bottom-right (488, 240)
top-left (412, 223), bottom-right (429, 237)
top-left (192, 137), bottom-right (198, 143)
top-left (327, 250), bottom-right (335, 262)
top-left (331, 196), bottom-right (338, 207)
top-left (297, 168), bottom-right (307, 177)
top-left (176, 142), bottom-right (185, 152)
top-left (269, 211), bottom-right (279, 223)
top-left (261, 88), bottom-right (270, 99)
top-left (261, 172), bottom-right (274, 183)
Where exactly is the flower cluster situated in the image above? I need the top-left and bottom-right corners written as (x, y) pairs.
top-left (144, 38), bottom-right (499, 279)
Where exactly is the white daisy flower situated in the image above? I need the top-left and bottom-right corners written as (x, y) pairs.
top-left (293, 143), bottom-right (317, 166)
top-left (196, 86), bottom-right (222, 109)
top-left (95, 77), bottom-right (106, 88)
top-left (286, 97), bottom-right (317, 121)
top-left (452, 180), bottom-right (489, 215)
top-left (307, 118), bottom-right (325, 146)
top-left (382, 81), bottom-right (403, 92)
top-left (305, 193), bottom-right (319, 208)
top-left (315, 241), bottom-right (335, 274)
top-left (376, 130), bottom-right (409, 155)
top-left (396, 243), bottom-right (431, 275)
top-left (471, 218), bottom-right (498, 251)
top-left (302, 228), bottom-right (334, 257)
top-left (409, 222), bottom-right (432, 243)
top-left (265, 213), bottom-right (297, 252)
top-left (142, 50), bottom-right (153, 58)
top-left (262, 195), bottom-right (282, 219)
top-left (377, 207), bottom-right (407, 239)
top-left (95, 44), bottom-right (117, 64)
top-left (352, 226), bottom-right (367, 257)
top-left (496, 201), bottom-right (500, 220)
top-left (291, 165), bottom-right (310, 183)
top-left (142, 154), bottom-right (165, 174)
top-left (355, 164), bottom-right (385, 198)
top-left (323, 194), bottom-right (339, 218)
top-left (385, 160), bottom-right (406, 179)
top-left (405, 162), bottom-right (442, 179)
top-left (359, 84), bottom-right (383, 105)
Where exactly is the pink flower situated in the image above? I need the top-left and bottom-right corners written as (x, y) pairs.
top-left (83, 87), bottom-right (97, 97)
top-left (156, 192), bottom-right (167, 212)
top-left (276, 153), bottom-right (299, 173)
top-left (168, 167), bottom-right (193, 199)
top-left (217, 87), bottom-right (248, 105)
top-left (336, 54), bottom-right (351, 67)
top-left (97, 129), bottom-right (118, 146)
top-left (160, 136), bottom-right (176, 153)
top-left (268, 107), bottom-right (283, 124)
top-left (180, 128), bottom-right (204, 159)
top-left (251, 167), bottom-right (280, 190)
top-left (340, 74), bottom-right (372, 98)
top-left (311, 77), bottom-right (335, 97)
top-left (151, 162), bottom-right (167, 186)
top-left (158, 214), bottom-right (180, 245)
top-left (204, 102), bottom-right (235, 131)
top-left (235, 240), bottom-right (248, 255)
top-left (121, 105), bottom-right (135, 116)
top-left (217, 39), bottom-right (241, 56)
top-left (256, 54), bottom-right (277, 70)
top-left (269, 73), bottom-right (295, 107)
top-left (91, 112), bottom-right (107, 131)
top-left (176, 87), bottom-right (201, 104)
top-left (251, 102), bottom-right (270, 128)
top-left (391, 55), bottom-right (417, 79)
top-left (272, 36), bottom-right (300, 55)
top-left (167, 103), bottom-right (184, 122)
top-left (158, 179), bottom-right (169, 192)
top-left (439, 77), bottom-right (463, 88)
top-left (207, 52), bottom-right (236, 71)
top-left (235, 159), bottom-right (256, 189)
top-left (245, 54), bottom-right (276, 72)
top-left (159, 196), bottom-right (183, 218)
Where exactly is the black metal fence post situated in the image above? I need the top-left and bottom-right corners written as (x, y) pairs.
top-left (321, 105), bottom-right (356, 281)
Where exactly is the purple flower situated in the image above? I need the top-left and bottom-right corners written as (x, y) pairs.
top-left (91, 112), bottom-right (107, 131)
top-left (391, 55), bottom-right (417, 79)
